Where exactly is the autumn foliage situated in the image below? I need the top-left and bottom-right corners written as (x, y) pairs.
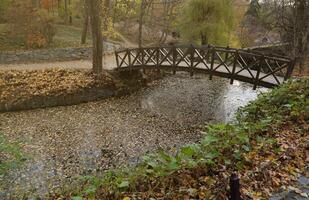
top-left (7, 0), bottom-right (56, 48)
top-left (41, 0), bottom-right (53, 10)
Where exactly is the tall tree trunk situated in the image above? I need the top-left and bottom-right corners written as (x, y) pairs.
top-left (112, 0), bottom-right (117, 27)
top-left (69, 0), bottom-right (72, 24)
top-left (51, 0), bottom-right (55, 15)
top-left (57, 0), bottom-right (61, 17)
top-left (296, 0), bottom-right (308, 73)
top-left (64, 0), bottom-right (68, 24)
top-left (103, 0), bottom-right (111, 30)
top-left (201, 34), bottom-right (207, 45)
top-left (138, 0), bottom-right (146, 48)
top-left (157, 0), bottom-right (168, 45)
top-left (81, 0), bottom-right (89, 44)
top-left (86, 0), bottom-right (103, 73)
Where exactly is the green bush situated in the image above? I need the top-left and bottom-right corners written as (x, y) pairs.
top-left (237, 78), bottom-right (309, 124)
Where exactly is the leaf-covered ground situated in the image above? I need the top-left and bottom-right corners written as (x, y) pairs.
top-left (63, 78), bottom-right (309, 200)
top-left (0, 69), bottom-right (115, 101)
top-left (0, 69), bottom-right (119, 111)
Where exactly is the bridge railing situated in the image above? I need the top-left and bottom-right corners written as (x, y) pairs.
top-left (115, 45), bottom-right (295, 89)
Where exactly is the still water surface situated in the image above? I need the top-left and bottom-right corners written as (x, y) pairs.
top-left (0, 74), bottom-right (267, 198)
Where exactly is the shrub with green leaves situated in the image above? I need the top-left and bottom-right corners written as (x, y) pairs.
top-left (237, 78), bottom-right (309, 124)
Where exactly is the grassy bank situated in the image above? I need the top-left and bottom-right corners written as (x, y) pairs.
top-left (63, 78), bottom-right (309, 200)
top-left (0, 24), bottom-right (91, 51)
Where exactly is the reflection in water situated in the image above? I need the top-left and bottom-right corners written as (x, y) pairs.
top-left (141, 73), bottom-right (268, 125)
top-left (215, 80), bottom-right (268, 122)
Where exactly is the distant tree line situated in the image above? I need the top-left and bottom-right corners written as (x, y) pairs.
top-left (246, 0), bottom-right (309, 73)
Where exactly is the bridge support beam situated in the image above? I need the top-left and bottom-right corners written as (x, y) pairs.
top-left (284, 58), bottom-right (296, 81)
top-left (141, 48), bottom-right (146, 73)
top-left (190, 44), bottom-right (194, 77)
top-left (230, 50), bottom-right (239, 85)
top-left (209, 48), bottom-right (216, 80)
top-left (172, 45), bottom-right (177, 75)
top-left (253, 55), bottom-right (264, 90)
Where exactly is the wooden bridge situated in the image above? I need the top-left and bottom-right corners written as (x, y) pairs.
top-left (115, 45), bottom-right (296, 89)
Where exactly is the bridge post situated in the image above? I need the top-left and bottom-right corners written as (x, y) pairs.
top-left (230, 173), bottom-right (241, 200)
top-left (207, 44), bottom-right (212, 62)
top-left (190, 44), bottom-right (194, 76)
top-left (156, 47), bottom-right (160, 74)
top-left (230, 50), bottom-right (238, 85)
top-left (127, 49), bottom-right (131, 68)
top-left (172, 45), bottom-right (177, 74)
top-left (115, 51), bottom-right (120, 68)
top-left (284, 58), bottom-right (296, 81)
top-left (141, 48), bottom-right (146, 73)
top-left (209, 47), bottom-right (216, 80)
top-left (225, 46), bottom-right (230, 62)
top-left (253, 55), bottom-right (264, 90)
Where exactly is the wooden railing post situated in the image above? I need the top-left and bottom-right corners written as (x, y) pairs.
top-left (156, 47), bottom-right (160, 73)
top-left (127, 49), bottom-right (131, 68)
top-left (209, 47), bottom-right (216, 80)
top-left (172, 45), bottom-right (177, 74)
top-left (190, 44), bottom-right (194, 76)
top-left (284, 58), bottom-right (296, 81)
top-left (230, 173), bottom-right (241, 200)
top-left (230, 50), bottom-right (238, 84)
top-left (141, 48), bottom-right (146, 73)
top-left (207, 44), bottom-right (212, 62)
top-left (225, 46), bottom-right (230, 62)
top-left (253, 55), bottom-right (264, 90)
top-left (115, 51), bottom-right (120, 68)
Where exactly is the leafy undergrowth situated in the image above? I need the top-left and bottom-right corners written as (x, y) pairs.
top-left (0, 135), bottom-right (26, 189)
top-left (0, 69), bottom-right (118, 110)
top-left (59, 78), bottom-right (308, 200)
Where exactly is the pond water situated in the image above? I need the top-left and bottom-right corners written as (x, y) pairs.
top-left (0, 73), bottom-right (268, 198)
top-left (142, 73), bottom-right (268, 125)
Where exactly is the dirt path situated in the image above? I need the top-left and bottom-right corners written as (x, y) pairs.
top-left (0, 54), bottom-right (117, 71)
top-left (0, 33), bottom-right (136, 71)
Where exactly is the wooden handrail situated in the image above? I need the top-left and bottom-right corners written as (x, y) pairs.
top-left (115, 45), bottom-right (295, 89)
